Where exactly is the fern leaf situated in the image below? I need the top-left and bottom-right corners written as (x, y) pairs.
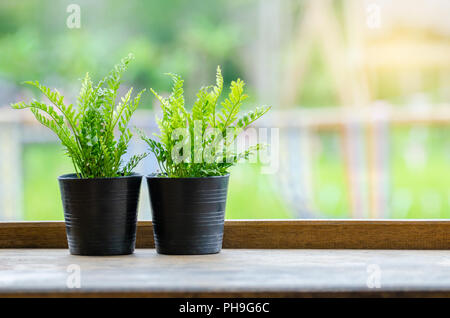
top-left (217, 78), bottom-right (248, 130)
top-left (23, 81), bottom-right (79, 133)
top-left (208, 66), bottom-right (223, 126)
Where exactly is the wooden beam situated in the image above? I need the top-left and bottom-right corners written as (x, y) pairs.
top-left (2, 291), bottom-right (449, 298)
top-left (1, 249), bottom-right (449, 298)
top-left (0, 220), bottom-right (449, 249)
top-left (3, 106), bottom-right (450, 133)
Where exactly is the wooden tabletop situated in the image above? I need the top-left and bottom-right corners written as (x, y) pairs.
top-left (1, 249), bottom-right (449, 297)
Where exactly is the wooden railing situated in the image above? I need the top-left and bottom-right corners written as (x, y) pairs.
top-left (0, 103), bottom-right (449, 220)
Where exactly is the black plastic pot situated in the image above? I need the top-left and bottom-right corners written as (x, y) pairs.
top-left (58, 173), bottom-right (142, 256)
top-left (147, 174), bottom-right (229, 255)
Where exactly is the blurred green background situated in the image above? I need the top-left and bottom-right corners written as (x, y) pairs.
top-left (1, 0), bottom-right (449, 220)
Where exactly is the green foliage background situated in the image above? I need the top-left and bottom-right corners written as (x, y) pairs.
top-left (1, 0), bottom-right (448, 219)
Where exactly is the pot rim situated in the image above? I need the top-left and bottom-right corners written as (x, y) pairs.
top-left (58, 172), bottom-right (143, 181)
top-left (146, 173), bottom-right (230, 180)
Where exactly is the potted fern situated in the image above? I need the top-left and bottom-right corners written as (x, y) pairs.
top-left (12, 54), bottom-right (147, 256)
top-left (141, 67), bottom-right (270, 255)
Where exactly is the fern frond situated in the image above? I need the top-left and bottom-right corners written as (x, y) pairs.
top-left (192, 86), bottom-right (210, 122)
top-left (166, 73), bottom-right (188, 127)
top-left (100, 53), bottom-right (134, 94)
top-left (208, 66), bottom-right (223, 126)
top-left (121, 153), bottom-right (148, 176)
top-left (12, 54), bottom-right (145, 178)
top-left (141, 66), bottom-right (270, 178)
top-left (117, 88), bottom-right (146, 133)
top-left (167, 73), bottom-right (185, 109)
top-left (23, 80), bottom-right (80, 134)
top-left (236, 106), bottom-right (271, 129)
top-left (217, 78), bottom-right (248, 130)
top-left (150, 87), bottom-right (171, 113)
top-left (12, 100), bottom-right (74, 144)
top-left (111, 87), bottom-right (133, 133)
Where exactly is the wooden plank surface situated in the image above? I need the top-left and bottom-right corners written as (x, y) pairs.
top-left (0, 249), bottom-right (449, 297)
top-left (0, 220), bottom-right (449, 249)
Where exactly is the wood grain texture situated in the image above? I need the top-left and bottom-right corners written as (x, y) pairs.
top-left (0, 249), bottom-right (449, 298)
top-left (0, 220), bottom-right (449, 249)
top-left (222, 220), bottom-right (450, 249)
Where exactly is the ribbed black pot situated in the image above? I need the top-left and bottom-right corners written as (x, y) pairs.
top-left (147, 174), bottom-right (229, 255)
top-left (58, 173), bottom-right (142, 256)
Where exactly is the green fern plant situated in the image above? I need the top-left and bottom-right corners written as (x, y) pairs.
top-left (12, 54), bottom-right (147, 178)
top-left (140, 66), bottom-right (270, 177)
